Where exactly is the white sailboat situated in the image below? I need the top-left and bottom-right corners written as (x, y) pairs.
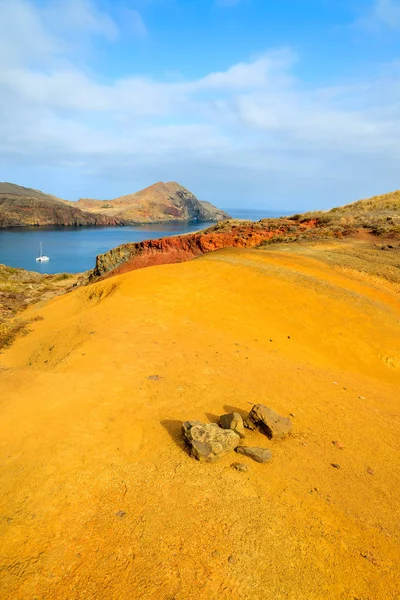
top-left (36, 242), bottom-right (49, 262)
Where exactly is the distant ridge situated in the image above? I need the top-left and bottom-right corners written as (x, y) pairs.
top-left (0, 181), bottom-right (229, 228)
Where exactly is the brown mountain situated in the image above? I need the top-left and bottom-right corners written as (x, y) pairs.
top-left (0, 181), bottom-right (229, 227)
top-left (0, 183), bottom-right (120, 228)
top-left (72, 181), bottom-right (229, 223)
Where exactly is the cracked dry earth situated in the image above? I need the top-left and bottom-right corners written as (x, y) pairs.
top-left (0, 245), bottom-right (399, 599)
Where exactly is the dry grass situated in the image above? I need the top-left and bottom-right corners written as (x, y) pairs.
top-left (0, 315), bottom-right (44, 351)
top-left (292, 189), bottom-right (400, 238)
top-left (0, 266), bottom-right (80, 318)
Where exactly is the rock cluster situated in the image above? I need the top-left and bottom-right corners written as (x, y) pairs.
top-left (182, 404), bottom-right (292, 465)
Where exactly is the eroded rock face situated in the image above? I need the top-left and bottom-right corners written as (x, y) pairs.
top-left (182, 421), bottom-right (240, 462)
top-left (236, 447), bottom-right (272, 463)
top-left (90, 218), bottom-right (320, 279)
top-left (246, 404), bottom-right (292, 439)
top-left (219, 412), bottom-right (245, 437)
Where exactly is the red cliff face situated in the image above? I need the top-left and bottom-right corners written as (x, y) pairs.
top-left (92, 219), bottom-right (321, 279)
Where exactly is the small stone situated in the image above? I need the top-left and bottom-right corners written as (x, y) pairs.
top-left (366, 467), bottom-right (374, 475)
top-left (359, 396), bottom-right (365, 400)
top-left (212, 550), bottom-right (220, 558)
top-left (332, 441), bottom-right (345, 449)
top-left (236, 446), bottom-right (272, 463)
top-left (228, 555), bottom-right (236, 564)
top-left (247, 404), bottom-right (292, 439)
top-left (147, 375), bottom-right (160, 381)
top-left (115, 510), bottom-right (126, 518)
top-left (331, 463), bottom-right (341, 469)
top-left (219, 412), bottom-right (245, 437)
top-left (231, 462), bottom-right (248, 472)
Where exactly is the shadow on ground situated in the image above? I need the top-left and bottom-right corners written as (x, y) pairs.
top-left (205, 412), bottom-right (220, 424)
top-left (160, 419), bottom-right (190, 454)
top-left (223, 404), bottom-right (250, 419)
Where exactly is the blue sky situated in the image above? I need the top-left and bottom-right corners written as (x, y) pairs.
top-left (1, 0), bottom-right (400, 210)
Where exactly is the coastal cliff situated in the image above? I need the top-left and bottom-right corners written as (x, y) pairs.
top-left (91, 188), bottom-right (400, 279)
top-left (92, 218), bottom-right (320, 278)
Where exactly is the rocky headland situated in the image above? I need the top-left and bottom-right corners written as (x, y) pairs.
top-left (69, 181), bottom-right (229, 224)
top-left (0, 181), bottom-right (228, 228)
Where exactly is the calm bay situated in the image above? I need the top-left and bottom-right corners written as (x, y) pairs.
top-left (0, 208), bottom-right (287, 274)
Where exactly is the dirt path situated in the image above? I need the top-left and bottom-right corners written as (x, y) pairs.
top-left (0, 246), bottom-right (399, 599)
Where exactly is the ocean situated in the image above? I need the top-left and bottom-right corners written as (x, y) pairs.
top-left (0, 208), bottom-right (289, 274)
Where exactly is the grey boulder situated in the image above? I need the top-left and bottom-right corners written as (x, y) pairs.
top-left (182, 421), bottom-right (240, 462)
top-left (236, 446), bottom-right (272, 463)
top-left (247, 404), bottom-right (292, 439)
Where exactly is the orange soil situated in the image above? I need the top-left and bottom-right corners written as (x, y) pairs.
top-left (0, 246), bottom-right (399, 599)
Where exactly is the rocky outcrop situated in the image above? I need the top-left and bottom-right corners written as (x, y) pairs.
top-left (0, 183), bottom-right (121, 228)
top-left (91, 218), bottom-right (319, 279)
top-left (182, 421), bottom-right (240, 461)
top-left (245, 404), bottom-right (292, 439)
top-left (199, 200), bottom-right (228, 222)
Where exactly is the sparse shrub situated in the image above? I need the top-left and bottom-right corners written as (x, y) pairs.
top-left (52, 273), bottom-right (72, 281)
top-left (0, 319), bottom-right (31, 350)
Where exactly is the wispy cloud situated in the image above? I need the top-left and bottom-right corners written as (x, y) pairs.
top-left (357, 0), bottom-right (400, 30)
top-left (125, 9), bottom-right (148, 36)
top-left (45, 0), bottom-right (119, 39)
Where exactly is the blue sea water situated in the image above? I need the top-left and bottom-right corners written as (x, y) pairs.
top-left (0, 209), bottom-right (289, 274)
top-left (226, 208), bottom-right (292, 220)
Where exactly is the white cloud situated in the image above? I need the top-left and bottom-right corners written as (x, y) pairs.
top-left (1, 0), bottom-right (400, 207)
top-left (0, 0), bottom-right (56, 66)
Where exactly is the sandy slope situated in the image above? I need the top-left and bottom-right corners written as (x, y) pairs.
top-left (0, 247), bottom-right (399, 600)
